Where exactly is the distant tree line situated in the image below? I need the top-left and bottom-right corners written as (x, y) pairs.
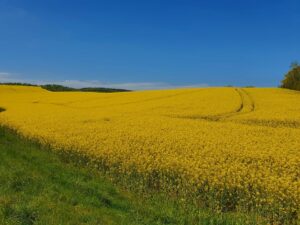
top-left (0, 82), bottom-right (37, 86)
top-left (281, 62), bottom-right (300, 91)
top-left (0, 83), bottom-right (131, 93)
top-left (41, 84), bottom-right (130, 92)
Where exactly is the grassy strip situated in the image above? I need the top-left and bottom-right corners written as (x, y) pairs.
top-left (0, 126), bottom-right (264, 225)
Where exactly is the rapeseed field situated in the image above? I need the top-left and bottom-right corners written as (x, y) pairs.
top-left (0, 85), bottom-right (299, 224)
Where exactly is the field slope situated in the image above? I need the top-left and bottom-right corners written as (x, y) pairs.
top-left (0, 126), bottom-right (170, 225)
top-left (0, 85), bottom-right (299, 224)
top-left (0, 126), bottom-right (263, 225)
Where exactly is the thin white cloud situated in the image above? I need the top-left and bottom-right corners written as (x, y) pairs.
top-left (0, 73), bottom-right (208, 90)
top-left (0, 72), bottom-right (21, 82)
top-left (0, 72), bottom-right (12, 77)
top-left (39, 80), bottom-right (208, 90)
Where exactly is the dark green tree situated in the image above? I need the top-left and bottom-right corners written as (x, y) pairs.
top-left (281, 62), bottom-right (300, 90)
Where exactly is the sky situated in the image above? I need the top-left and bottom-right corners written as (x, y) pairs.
top-left (0, 0), bottom-right (300, 90)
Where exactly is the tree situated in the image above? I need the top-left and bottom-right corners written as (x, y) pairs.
top-left (281, 62), bottom-right (300, 91)
top-left (290, 61), bottom-right (299, 69)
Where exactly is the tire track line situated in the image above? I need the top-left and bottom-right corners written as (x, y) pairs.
top-left (173, 88), bottom-right (255, 121)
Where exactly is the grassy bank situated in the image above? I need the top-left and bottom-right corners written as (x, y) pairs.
top-left (0, 126), bottom-right (264, 225)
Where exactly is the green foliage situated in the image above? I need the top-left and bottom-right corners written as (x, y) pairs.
top-left (41, 84), bottom-right (77, 91)
top-left (80, 87), bottom-right (130, 93)
top-left (290, 61), bottom-right (299, 69)
top-left (281, 65), bottom-right (300, 91)
top-left (0, 82), bottom-right (37, 86)
top-left (41, 84), bottom-right (130, 92)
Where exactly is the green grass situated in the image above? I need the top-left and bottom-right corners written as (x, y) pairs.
top-left (0, 126), bottom-right (264, 225)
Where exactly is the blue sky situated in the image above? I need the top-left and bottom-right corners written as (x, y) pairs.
top-left (0, 0), bottom-right (299, 89)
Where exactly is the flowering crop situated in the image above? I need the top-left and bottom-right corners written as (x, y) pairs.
top-left (0, 85), bottom-right (299, 223)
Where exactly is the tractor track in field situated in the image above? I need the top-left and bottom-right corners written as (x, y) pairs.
top-left (173, 88), bottom-right (255, 122)
top-left (31, 89), bottom-right (204, 110)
